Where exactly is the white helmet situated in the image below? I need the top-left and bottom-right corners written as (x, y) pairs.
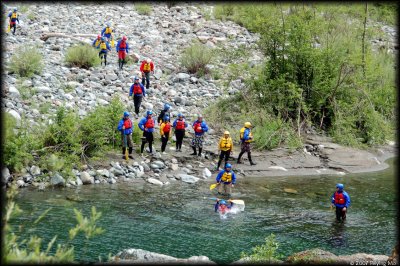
top-left (146, 58), bottom-right (151, 63)
top-left (106, 21), bottom-right (111, 27)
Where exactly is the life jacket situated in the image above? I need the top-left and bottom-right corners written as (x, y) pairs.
top-left (240, 127), bottom-right (252, 142)
top-left (176, 120), bottom-right (185, 130)
top-left (334, 192), bottom-right (346, 205)
top-left (94, 40), bottom-right (101, 47)
top-left (119, 41), bottom-right (126, 49)
top-left (220, 137), bottom-right (232, 150)
top-left (193, 121), bottom-right (203, 133)
top-left (105, 27), bottom-right (112, 34)
top-left (145, 118), bottom-right (155, 129)
top-left (123, 119), bottom-right (132, 129)
top-left (11, 12), bottom-right (17, 19)
top-left (133, 83), bottom-right (143, 94)
top-left (143, 62), bottom-right (151, 72)
top-left (100, 42), bottom-right (107, 50)
top-left (219, 204), bottom-right (228, 214)
top-left (163, 123), bottom-right (171, 133)
top-left (221, 171), bottom-right (232, 183)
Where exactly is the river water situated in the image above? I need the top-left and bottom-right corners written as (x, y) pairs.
top-left (10, 158), bottom-right (397, 263)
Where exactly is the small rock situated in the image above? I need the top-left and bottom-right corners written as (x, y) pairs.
top-left (80, 171), bottom-right (94, 184)
top-left (202, 168), bottom-right (212, 179)
top-left (179, 174), bottom-right (200, 184)
top-left (16, 180), bottom-right (25, 187)
top-left (50, 173), bottom-right (65, 187)
top-left (147, 178), bottom-right (163, 186)
top-left (284, 188), bottom-right (298, 194)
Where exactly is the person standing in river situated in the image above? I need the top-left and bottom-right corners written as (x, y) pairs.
top-left (331, 183), bottom-right (351, 222)
top-left (215, 163), bottom-right (236, 197)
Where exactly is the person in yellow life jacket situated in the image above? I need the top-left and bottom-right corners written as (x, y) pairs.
top-left (8, 8), bottom-right (19, 35)
top-left (97, 37), bottom-right (111, 66)
top-left (101, 21), bottom-right (114, 41)
top-left (140, 58), bottom-right (154, 89)
top-left (237, 122), bottom-right (256, 165)
top-left (331, 183), bottom-right (351, 222)
top-left (92, 35), bottom-right (102, 48)
top-left (215, 163), bottom-right (236, 197)
top-left (160, 115), bottom-right (171, 154)
top-left (216, 131), bottom-right (234, 171)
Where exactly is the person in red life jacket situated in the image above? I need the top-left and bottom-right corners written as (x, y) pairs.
top-left (331, 183), bottom-right (351, 222)
top-left (101, 21), bottom-right (114, 41)
top-left (116, 36), bottom-right (130, 70)
top-left (215, 163), bottom-right (236, 197)
top-left (8, 8), bottom-right (19, 35)
top-left (172, 113), bottom-right (188, 152)
top-left (138, 110), bottom-right (156, 156)
top-left (190, 114), bottom-right (209, 156)
top-left (129, 76), bottom-right (146, 116)
top-left (117, 111), bottom-right (134, 159)
top-left (157, 103), bottom-right (171, 125)
top-left (159, 115), bottom-right (171, 154)
top-left (97, 37), bottom-right (111, 66)
top-left (214, 199), bottom-right (234, 215)
top-left (140, 58), bottom-right (154, 89)
top-left (92, 35), bottom-right (102, 48)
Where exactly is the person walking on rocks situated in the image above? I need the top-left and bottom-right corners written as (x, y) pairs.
top-left (157, 103), bottom-right (171, 125)
top-left (140, 58), bottom-right (154, 89)
top-left (101, 21), bottom-right (114, 42)
top-left (216, 131), bottom-right (233, 171)
top-left (215, 163), bottom-right (236, 197)
top-left (97, 37), bottom-right (111, 66)
top-left (237, 122), bottom-right (256, 165)
top-left (92, 35), bottom-right (102, 48)
top-left (129, 76), bottom-right (146, 116)
top-left (138, 110), bottom-right (155, 156)
top-left (331, 183), bottom-right (351, 222)
top-left (172, 113), bottom-right (187, 152)
top-left (160, 115), bottom-right (171, 154)
top-left (116, 36), bottom-right (130, 70)
top-left (190, 114), bottom-right (209, 156)
top-left (7, 8), bottom-right (19, 35)
top-left (117, 111), bottom-right (134, 159)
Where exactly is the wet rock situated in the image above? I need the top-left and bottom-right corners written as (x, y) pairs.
top-left (147, 178), bottom-right (163, 186)
top-left (76, 176), bottom-right (83, 186)
top-left (16, 179), bottom-right (25, 187)
top-left (284, 188), bottom-right (298, 194)
top-left (179, 174), bottom-right (200, 184)
top-left (80, 171), bottom-right (94, 184)
top-left (50, 173), bottom-right (65, 186)
top-left (202, 168), bottom-right (212, 179)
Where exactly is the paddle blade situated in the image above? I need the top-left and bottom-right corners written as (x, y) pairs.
top-left (210, 183), bottom-right (218, 190)
top-left (111, 39), bottom-right (115, 47)
top-left (231, 200), bottom-right (245, 205)
top-left (6, 24), bottom-right (10, 33)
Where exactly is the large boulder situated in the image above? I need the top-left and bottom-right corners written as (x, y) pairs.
top-left (50, 173), bottom-right (65, 187)
top-left (80, 171), bottom-right (94, 184)
top-left (178, 174), bottom-right (200, 184)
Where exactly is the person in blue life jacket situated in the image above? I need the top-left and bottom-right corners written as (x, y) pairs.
top-left (172, 113), bottom-right (188, 152)
top-left (190, 114), bottom-right (209, 156)
top-left (138, 110), bottom-right (155, 156)
top-left (101, 21), bottom-right (114, 41)
top-left (215, 163), bottom-right (236, 197)
top-left (97, 37), bottom-right (111, 66)
top-left (237, 122), bottom-right (256, 165)
top-left (331, 183), bottom-right (351, 222)
top-left (157, 103), bottom-right (171, 125)
top-left (117, 111), bottom-right (134, 159)
top-left (116, 36), bottom-right (129, 70)
top-left (92, 35), bottom-right (102, 48)
top-left (8, 8), bottom-right (20, 35)
top-left (129, 76), bottom-right (146, 116)
top-left (214, 198), bottom-right (234, 215)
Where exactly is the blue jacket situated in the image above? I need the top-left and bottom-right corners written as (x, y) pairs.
top-left (97, 41), bottom-right (111, 52)
top-left (216, 169), bottom-right (236, 185)
top-left (331, 191), bottom-right (351, 208)
top-left (138, 117), bottom-right (155, 133)
top-left (116, 40), bottom-right (129, 52)
top-left (101, 27), bottom-right (113, 38)
top-left (192, 120), bottom-right (209, 136)
top-left (214, 201), bottom-right (233, 212)
top-left (8, 12), bottom-right (19, 23)
top-left (129, 83), bottom-right (146, 97)
top-left (172, 119), bottom-right (188, 130)
top-left (117, 118), bottom-right (133, 135)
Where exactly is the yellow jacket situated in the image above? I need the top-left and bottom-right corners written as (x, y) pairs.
top-left (218, 136), bottom-right (233, 151)
top-left (160, 122), bottom-right (171, 138)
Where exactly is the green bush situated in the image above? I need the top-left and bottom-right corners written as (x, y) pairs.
top-left (135, 4), bottom-right (152, 15)
top-left (179, 41), bottom-right (213, 75)
top-left (9, 46), bottom-right (43, 78)
top-left (65, 44), bottom-right (100, 69)
top-left (241, 234), bottom-right (283, 263)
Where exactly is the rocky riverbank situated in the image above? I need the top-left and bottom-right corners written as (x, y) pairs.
top-left (2, 3), bottom-right (397, 190)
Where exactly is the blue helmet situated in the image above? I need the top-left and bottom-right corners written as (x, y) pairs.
top-left (164, 103), bottom-right (171, 110)
top-left (219, 200), bottom-right (227, 205)
top-left (178, 113), bottom-right (183, 118)
top-left (225, 163), bottom-right (232, 169)
top-left (134, 76), bottom-right (140, 81)
top-left (147, 110), bottom-right (153, 116)
top-left (14, 8), bottom-right (18, 12)
top-left (123, 111), bottom-right (130, 117)
top-left (101, 37), bottom-right (105, 41)
top-left (336, 183), bottom-right (344, 191)
top-left (163, 115), bottom-right (170, 121)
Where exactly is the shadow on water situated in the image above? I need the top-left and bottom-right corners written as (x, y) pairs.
top-left (9, 158), bottom-right (397, 263)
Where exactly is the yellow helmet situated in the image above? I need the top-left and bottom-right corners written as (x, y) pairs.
top-left (244, 122), bottom-right (252, 128)
top-left (224, 131), bottom-right (230, 135)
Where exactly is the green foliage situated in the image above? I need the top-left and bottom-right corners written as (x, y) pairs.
top-left (214, 4), bottom-right (236, 21)
top-left (241, 234), bottom-right (283, 263)
top-left (179, 41), bottom-right (213, 76)
top-left (69, 207), bottom-right (105, 240)
top-left (135, 4), bottom-right (152, 15)
top-left (9, 46), bottom-right (43, 78)
top-left (65, 44), bottom-right (100, 69)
